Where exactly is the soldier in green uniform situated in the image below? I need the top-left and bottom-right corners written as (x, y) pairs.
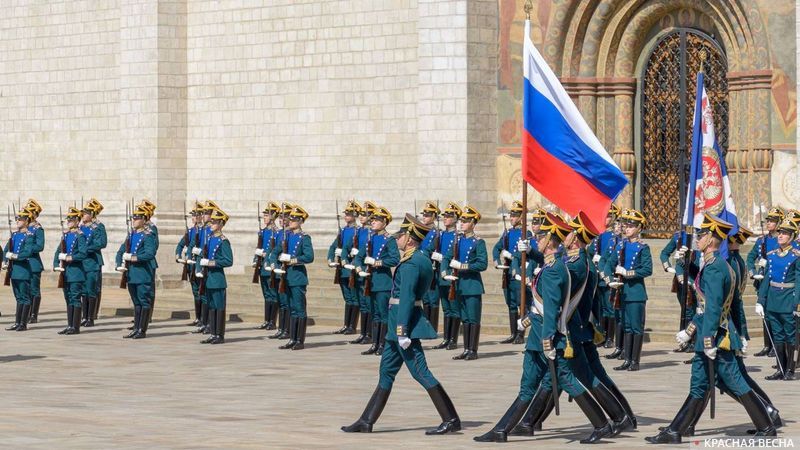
top-left (646, 214), bottom-right (777, 443)
top-left (23, 199), bottom-right (45, 323)
top-left (138, 199), bottom-right (159, 325)
top-left (199, 207), bottom-right (233, 345)
top-left (603, 209), bottom-right (652, 371)
top-left (53, 207), bottom-right (88, 335)
top-left (343, 201), bottom-right (376, 345)
top-left (418, 201), bottom-right (441, 332)
top-left (355, 206), bottom-right (400, 355)
top-left (3, 209), bottom-right (37, 331)
top-left (748, 206), bottom-right (783, 357)
top-left (587, 204), bottom-right (620, 347)
top-left (176, 201), bottom-right (204, 326)
top-left (431, 202), bottom-right (462, 350)
top-left (443, 205), bottom-right (488, 360)
top-left (268, 202), bottom-right (294, 340)
top-left (493, 201), bottom-right (533, 345)
top-left (756, 218), bottom-right (800, 380)
top-left (79, 198), bottom-right (107, 327)
top-left (253, 201), bottom-right (281, 331)
top-left (475, 212), bottom-right (615, 444)
top-left (328, 200), bottom-right (361, 335)
top-left (116, 205), bottom-right (157, 339)
top-left (273, 205), bottom-right (314, 350)
top-left (342, 215), bottom-right (461, 435)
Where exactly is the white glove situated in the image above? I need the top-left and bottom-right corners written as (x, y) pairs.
top-left (592, 254), bottom-right (601, 264)
top-left (514, 274), bottom-right (522, 281)
top-left (7, 252), bottom-right (17, 260)
top-left (186, 259), bottom-right (196, 265)
top-left (443, 274), bottom-right (458, 281)
top-left (533, 267), bottom-right (542, 276)
top-left (122, 252), bottom-right (132, 261)
top-left (546, 349), bottom-right (556, 361)
top-left (615, 265), bottom-right (627, 277)
top-left (115, 266), bottom-right (127, 272)
top-left (1, 264), bottom-right (8, 271)
top-left (500, 249), bottom-right (513, 260)
top-left (200, 258), bottom-right (210, 266)
top-left (176, 257), bottom-right (186, 264)
top-left (666, 267), bottom-right (676, 274)
top-left (695, 306), bottom-right (704, 315)
top-left (608, 281), bottom-right (623, 289)
top-left (704, 347), bottom-right (717, 360)
top-left (449, 259), bottom-right (462, 270)
top-left (741, 338), bottom-right (748, 354)
top-left (194, 271), bottom-right (204, 278)
top-left (755, 303), bottom-right (765, 318)
top-left (398, 336), bottom-right (412, 350)
top-left (343, 264), bottom-right (355, 270)
top-left (58, 252), bottom-right (67, 261)
top-left (358, 271), bottom-right (370, 278)
top-left (349, 248), bottom-right (359, 257)
top-left (753, 274), bottom-right (764, 280)
top-left (675, 330), bottom-right (691, 344)
top-left (517, 239), bottom-right (530, 253)
top-left (191, 247), bottom-right (202, 256)
top-left (334, 248), bottom-right (342, 257)
top-left (757, 258), bottom-right (767, 268)
top-left (279, 253), bottom-right (291, 262)
top-left (517, 319), bottom-right (526, 331)
top-left (254, 248), bottom-right (265, 257)
top-left (431, 251), bottom-right (443, 262)
top-left (328, 261), bottom-right (338, 268)
top-left (364, 256), bottom-right (376, 266)
top-left (793, 311), bottom-right (800, 318)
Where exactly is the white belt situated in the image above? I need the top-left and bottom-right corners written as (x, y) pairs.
top-left (389, 298), bottom-right (422, 306)
top-left (770, 281), bottom-right (795, 288)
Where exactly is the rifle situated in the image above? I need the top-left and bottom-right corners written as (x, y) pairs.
top-left (334, 200), bottom-right (343, 285)
top-left (363, 231), bottom-right (373, 296)
top-left (610, 238), bottom-right (626, 309)
top-left (180, 202), bottom-right (190, 282)
top-left (119, 202), bottom-right (131, 289)
top-left (252, 202), bottom-right (263, 284)
top-left (448, 232), bottom-right (461, 301)
top-left (501, 209), bottom-right (510, 289)
top-left (277, 208), bottom-right (289, 294)
top-left (3, 206), bottom-right (13, 286)
top-left (430, 202), bottom-right (441, 289)
top-left (57, 206), bottom-right (66, 289)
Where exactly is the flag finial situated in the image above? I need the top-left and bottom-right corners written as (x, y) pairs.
top-left (699, 49), bottom-right (707, 74)
top-left (524, 0), bottom-right (533, 20)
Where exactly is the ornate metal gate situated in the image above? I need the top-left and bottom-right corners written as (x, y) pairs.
top-left (640, 29), bottom-right (728, 237)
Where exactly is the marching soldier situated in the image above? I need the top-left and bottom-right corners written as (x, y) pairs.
top-left (755, 218), bottom-right (799, 381)
top-left (603, 209), bottom-right (652, 371)
top-left (54, 207), bottom-right (88, 334)
top-left (254, 202), bottom-right (280, 331)
top-left (345, 201), bottom-right (377, 345)
top-left (23, 199), bottom-right (45, 323)
top-left (3, 208), bottom-right (37, 331)
top-left (116, 204), bottom-right (157, 339)
top-left (341, 214), bottom-right (461, 435)
top-left (354, 206), bottom-right (399, 355)
top-left (328, 200), bottom-right (360, 335)
top-left (475, 212), bottom-right (615, 443)
top-left (588, 204), bottom-right (619, 347)
top-left (493, 200), bottom-right (532, 344)
top-left (79, 199), bottom-right (107, 327)
top-left (431, 202), bottom-right (461, 350)
top-left (418, 201), bottom-right (441, 332)
top-left (268, 202), bottom-right (294, 340)
top-left (138, 199), bottom-right (159, 324)
top-left (747, 206), bottom-right (783, 357)
top-left (199, 207), bottom-right (233, 345)
top-left (176, 201), bottom-right (204, 326)
top-left (443, 205), bottom-right (488, 361)
top-left (646, 214), bottom-right (777, 443)
top-left (192, 200), bottom-right (217, 334)
top-left (660, 226), bottom-right (699, 352)
top-left (271, 205), bottom-right (314, 350)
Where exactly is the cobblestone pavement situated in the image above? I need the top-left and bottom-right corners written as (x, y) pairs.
top-left (0, 291), bottom-right (795, 449)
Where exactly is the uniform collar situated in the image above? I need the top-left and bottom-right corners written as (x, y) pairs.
top-left (463, 231), bottom-right (475, 238)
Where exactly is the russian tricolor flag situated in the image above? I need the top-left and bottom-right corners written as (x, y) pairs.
top-left (522, 20), bottom-right (628, 228)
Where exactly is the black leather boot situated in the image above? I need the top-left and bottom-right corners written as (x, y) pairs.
top-left (474, 396), bottom-right (531, 442)
top-left (573, 392), bottom-right (614, 443)
top-left (362, 321), bottom-right (380, 355)
top-left (433, 316), bottom-right (452, 349)
top-left (453, 322), bottom-right (470, 360)
top-left (606, 381), bottom-right (637, 429)
top-left (190, 298), bottom-right (201, 326)
top-left (603, 317), bottom-right (616, 348)
top-left (628, 334), bottom-right (643, 371)
top-left (84, 298), bottom-right (96, 327)
top-left (132, 308), bottom-right (149, 339)
top-left (646, 395), bottom-right (704, 443)
top-left (350, 311), bottom-right (368, 344)
top-left (430, 306), bottom-right (439, 334)
top-left (30, 296), bottom-right (41, 323)
top-left (65, 306), bottom-right (80, 334)
top-left (193, 303), bottom-right (209, 334)
top-left (465, 324), bottom-right (480, 360)
top-left (606, 323), bottom-right (624, 359)
top-left (375, 322), bottom-right (387, 356)
top-left (510, 387), bottom-right (551, 436)
top-left (201, 309), bottom-right (217, 343)
top-left (6, 303), bottom-right (22, 331)
top-left (500, 311), bottom-right (518, 344)
top-left (341, 386), bottom-right (391, 433)
top-left (79, 296), bottom-right (88, 325)
top-left (344, 304), bottom-right (358, 334)
top-left (15, 304), bottom-right (30, 331)
top-left (784, 344), bottom-right (796, 380)
top-left (447, 318), bottom-right (461, 350)
top-left (211, 309), bottom-right (226, 344)
top-left (256, 302), bottom-right (270, 330)
top-left (334, 304), bottom-right (350, 334)
top-left (591, 384), bottom-right (630, 435)
top-left (267, 301), bottom-right (279, 330)
top-left (125, 306), bottom-right (142, 338)
top-left (292, 317), bottom-right (307, 350)
top-left (741, 391), bottom-right (777, 436)
top-left (765, 343), bottom-right (786, 380)
top-left (425, 384), bottom-right (461, 435)
top-left (279, 317), bottom-right (298, 349)
top-left (58, 305), bottom-right (73, 334)
top-left (269, 308), bottom-right (286, 339)
top-left (514, 324), bottom-right (526, 345)
top-left (754, 323), bottom-right (772, 356)
top-left (614, 333), bottom-right (633, 370)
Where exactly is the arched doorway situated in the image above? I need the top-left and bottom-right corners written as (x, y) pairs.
top-left (640, 29), bottom-right (728, 237)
